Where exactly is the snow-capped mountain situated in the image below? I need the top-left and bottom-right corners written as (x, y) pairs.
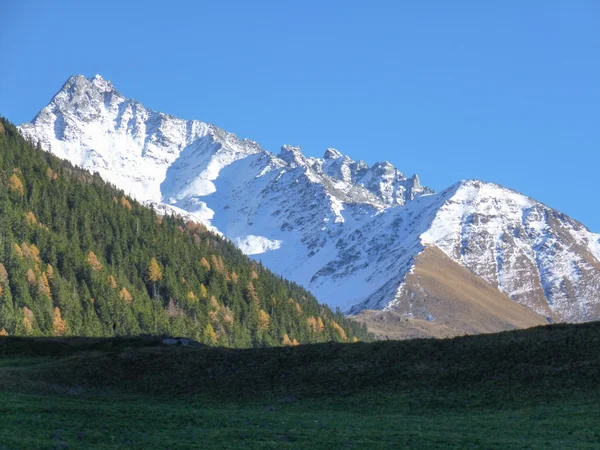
top-left (18, 75), bottom-right (600, 330)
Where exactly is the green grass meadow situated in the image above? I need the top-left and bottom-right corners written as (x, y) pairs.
top-left (1, 322), bottom-right (600, 449)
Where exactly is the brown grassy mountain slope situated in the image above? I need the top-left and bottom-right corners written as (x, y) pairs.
top-left (353, 246), bottom-right (548, 339)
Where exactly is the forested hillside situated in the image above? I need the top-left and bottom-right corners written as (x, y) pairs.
top-left (0, 118), bottom-right (370, 346)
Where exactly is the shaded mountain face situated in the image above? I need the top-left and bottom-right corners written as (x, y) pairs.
top-left (18, 75), bottom-right (600, 330)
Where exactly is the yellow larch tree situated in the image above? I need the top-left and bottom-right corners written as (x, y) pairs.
top-left (26, 268), bottom-right (36, 286)
top-left (147, 258), bottom-right (163, 282)
top-left (200, 257), bottom-right (211, 271)
top-left (119, 287), bottom-right (133, 303)
top-left (12, 243), bottom-right (23, 258)
top-left (120, 196), bottom-right (133, 210)
top-left (258, 309), bottom-right (270, 331)
top-left (25, 211), bottom-right (37, 225)
top-left (199, 283), bottom-right (208, 299)
top-left (0, 263), bottom-right (8, 284)
top-left (8, 173), bottom-right (24, 196)
top-left (317, 317), bottom-right (325, 332)
top-left (245, 281), bottom-right (259, 305)
top-left (53, 307), bottom-right (67, 336)
top-left (87, 251), bottom-right (103, 271)
top-left (46, 264), bottom-right (54, 279)
top-left (22, 307), bottom-right (34, 334)
top-left (107, 274), bottom-right (117, 289)
top-left (38, 272), bottom-right (51, 298)
top-left (203, 323), bottom-right (217, 345)
top-left (147, 258), bottom-right (163, 300)
top-left (331, 321), bottom-right (347, 341)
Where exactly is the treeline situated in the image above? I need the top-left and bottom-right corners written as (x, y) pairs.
top-left (0, 118), bottom-right (371, 346)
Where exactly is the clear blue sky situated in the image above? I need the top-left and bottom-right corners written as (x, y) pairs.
top-left (1, 1), bottom-right (599, 230)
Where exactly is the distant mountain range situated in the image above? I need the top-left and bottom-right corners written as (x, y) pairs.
top-left (18, 75), bottom-right (600, 337)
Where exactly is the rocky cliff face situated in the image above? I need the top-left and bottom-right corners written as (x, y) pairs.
top-left (18, 75), bottom-right (600, 329)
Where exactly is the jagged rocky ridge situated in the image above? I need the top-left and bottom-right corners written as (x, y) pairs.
top-left (18, 75), bottom-right (600, 326)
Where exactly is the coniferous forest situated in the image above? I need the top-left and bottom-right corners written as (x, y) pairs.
top-left (0, 118), bottom-right (371, 346)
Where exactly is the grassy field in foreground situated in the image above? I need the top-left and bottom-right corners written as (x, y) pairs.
top-left (1, 322), bottom-right (600, 449)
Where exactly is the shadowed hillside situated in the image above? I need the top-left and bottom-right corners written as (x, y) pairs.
top-left (0, 323), bottom-right (599, 448)
top-left (1, 321), bottom-right (599, 398)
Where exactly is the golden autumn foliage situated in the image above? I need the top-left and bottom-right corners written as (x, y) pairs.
top-left (147, 258), bottom-right (163, 282)
top-left (307, 316), bottom-right (320, 333)
top-left (199, 283), bottom-right (208, 299)
top-left (295, 302), bottom-right (303, 316)
top-left (119, 287), bottom-right (133, 303)
top-left (87, 251), bottom-right (103, 271)
top-left (230, 271), bottom-right (239, 284)
top-left (107, 274), bottom-right (117, 289)
top-left (26, 268), bottom-right (36, 286)
top-left (185, 221), bottom-right (207, 234)
top-left (246, 281), bottom-right (259, 305)
top-left (221, 306), bottom-right (234, 325)
top-left (210, 296), bottom-right (220, 310)
top-left (317, 317), bottom-right (325, 332)
top-left (46, 167), bottom-right (58, 180)
top-left (22, 317), bottom-right (33, 333)
top-left (53, 307), bottom-right (67, 336)
top-left (210, 254), bottom-right (226, 274)
top-left (8, 173), bottom-right (24, 196)
top-left (120, 196), bottom-right (133, 210)
top-left (331, 320), bottom-right (347, 341)
top-left (0, 122), bottom-right (4, 135)
top-left (0, 329), bottom-right (8, 337)
top-left (25, 211), bottom-right (37, 225)
top-left (200, 257), bottom-right (211, 271)
top-left (282, 334), bottom-right (299, 346)
top-left (258, 309), bottom-right (270, 330)
top-left (46, 264), bottom-right (54, 279)
top-left (38, 272), bottom-right (51, 298)
top-left (352, 337), bottom-right (359, 343)
top-left (22, 307), bottom-right (34, 333)
top-left (250, 269), bottom-right (259, 280)
top-left (12, 243), bottom-right (23, 258)
top-left (187, 291), bottom-right (197, 302)
top-left (21, 243), bottom-right (40, 262)
top-left (203, 323), bottom-right (217, 345)
top-left (0, 263), bottom-right (8, 283)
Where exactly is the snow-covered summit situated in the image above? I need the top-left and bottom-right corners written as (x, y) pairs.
top-left (18, 75), bottom-right (600, 324)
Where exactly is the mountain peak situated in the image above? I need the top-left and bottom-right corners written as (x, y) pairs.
top-left (278, 145), bottom-right (308, 167)
top-left (62, 74), bottom-right (114, 92)
top-left (324, 148), bottom-right (343, 160)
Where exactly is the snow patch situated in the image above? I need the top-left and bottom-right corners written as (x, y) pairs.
top-left (234, 235), bottom-right (283, 255)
